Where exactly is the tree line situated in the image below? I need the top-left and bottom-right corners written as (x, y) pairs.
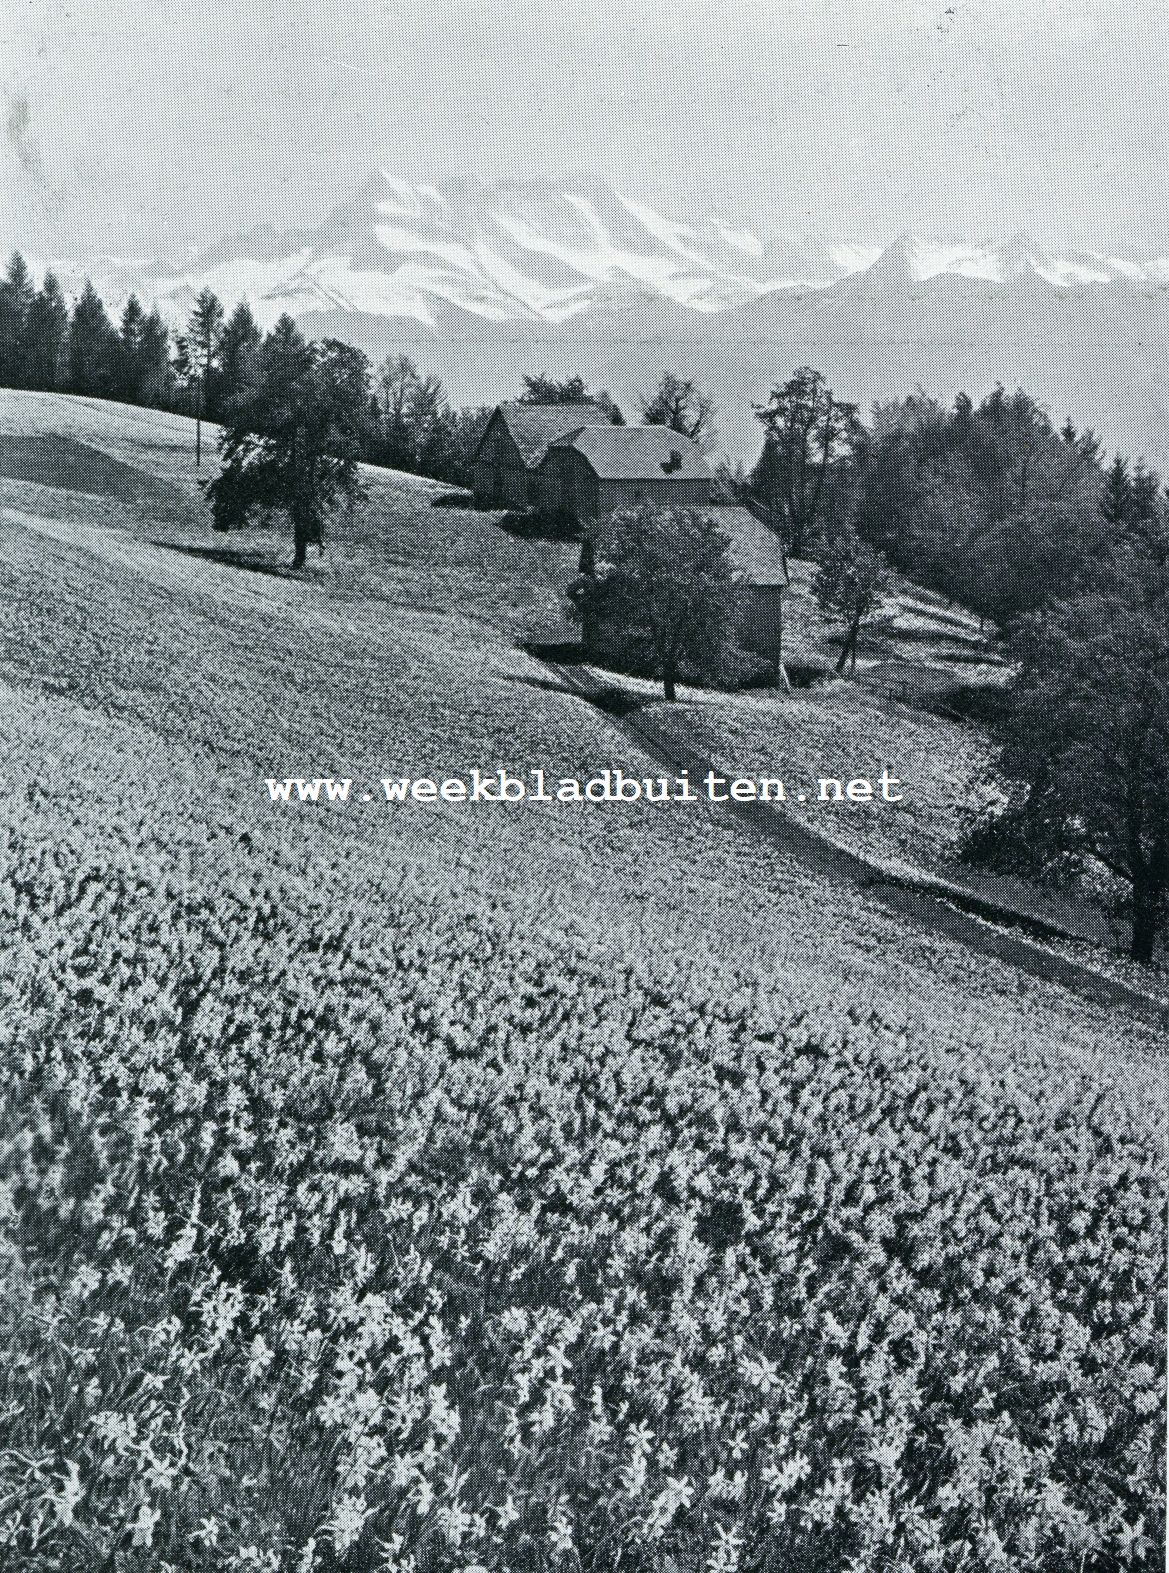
top-left (0, 251), bottom-right (491, 488)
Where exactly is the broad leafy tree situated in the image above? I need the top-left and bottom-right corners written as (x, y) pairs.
top-left (812, 523), bottom-right (889, 676)
top-left (520, 372), bottom-right (623, 424)
top-left (206, 316), bottom-right (368, 569)
top-left (751, 367), bottom-right (861, 560)
top-left (569, 504), bottom-right (739, 700)
top-left (965, 572), bottom-right (1169, 962)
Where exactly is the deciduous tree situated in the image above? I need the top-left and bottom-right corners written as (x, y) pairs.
top-left (965, 577), bottom-right (1169, 962)
top-left (812, 523), bottom-right (889, 676)
top-left (205, 317), bottom-right (368, 570)
top-left (641, 371), bottom-right (717, 452)
top-left (751, 368), bottom-right (861, 561)
top-left (569, 504), bottom-right (739, 700)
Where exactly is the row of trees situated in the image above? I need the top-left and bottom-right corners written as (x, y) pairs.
top-left (0, 254), bottom-right (174, 406)
top-left (0, 253), bottom-right (489, 488)
top-left (0, 251), bottom-right (714, 493)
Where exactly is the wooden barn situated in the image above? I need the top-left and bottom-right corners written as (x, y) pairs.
top-left (471, 402), bottom-right (611, 509)
top-left (536, 424), bottom-right (712, 518)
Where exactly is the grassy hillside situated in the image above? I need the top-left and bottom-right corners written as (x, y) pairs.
top-left (0, 391), bottom-right (1164, 1572)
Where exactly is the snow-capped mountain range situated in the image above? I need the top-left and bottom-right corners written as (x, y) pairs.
top-left (43, 172), bottom-right (1169, 463)
top-left (66, 170), bottom-right (1169, 330)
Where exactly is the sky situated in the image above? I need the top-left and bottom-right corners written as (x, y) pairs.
top-left (2, 0), bottom-right (1165, 260)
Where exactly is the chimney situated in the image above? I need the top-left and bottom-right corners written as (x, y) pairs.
top-left (662, 448), bottom-right (683, 474)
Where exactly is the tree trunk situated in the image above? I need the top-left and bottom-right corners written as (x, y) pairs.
top-left (835, 616), bottom-right (861, 676)
top-left (773, 597), bottom-right (791, 693)
top-left (292, 512), bottom-right (312, 570)
top-left (195, 374), bottom-right (202, 468)
top-left (663, 658), bottom-right (677, 702)
top-left (1129, 882), bottom-right (1158, 963)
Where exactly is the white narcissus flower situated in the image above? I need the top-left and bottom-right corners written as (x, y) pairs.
top-left (130, 1502), bottom-right (160, 1548)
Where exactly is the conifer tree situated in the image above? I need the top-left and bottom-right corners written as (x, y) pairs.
top-left (212, 300), bottom-right (260, 416)
top-left (187, 287), bottom-right (224, 466)
top-left (19, 270), bottom-right (68, 392)
top-left (117, 294), bottom-right (147, 403)
top-left (67, 279), bottom-right (118, 396)
top-left (0, 251), bottom-right (35, 385)
top-left (1099, 454), bottom-right (1132, 533)
top-left (136, 308), bottom-right (173, 408)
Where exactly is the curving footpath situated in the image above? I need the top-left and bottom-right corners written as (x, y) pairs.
top-left (544, 657), bottom-right (1169, 1029)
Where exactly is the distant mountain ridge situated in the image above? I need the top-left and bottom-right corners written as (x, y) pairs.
top-left (61, 170), bottom-right (1169, 328)
top-left (42, 171), bottom-right (1169, 463)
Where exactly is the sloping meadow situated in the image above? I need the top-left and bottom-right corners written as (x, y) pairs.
top-left (0, 392), bottom-right (1164, 1571)
top-left (0, 678), bottom-right (1164, 1573)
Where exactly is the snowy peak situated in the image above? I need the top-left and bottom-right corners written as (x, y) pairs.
top-left (66, 174), bottom-right (1169, 332)
top-left (851, 230), bottom-right (1167, 289)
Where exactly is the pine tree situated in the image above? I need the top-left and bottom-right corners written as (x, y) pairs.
top-left (117, 294), bottom-right (147, 403)
top-left (0, 251), bottom-right (35, 386)
top-left (67, 279), bottom-right (118, 396)
top-left (187, 287), bottom-right (224, 466)
top-left (212, 300), bottom-right (260, 417)
top-left (136, 308), bottom-right (173, 408)
top-left (1099, 454), bottom-right (1132, 533)
top-left (19, 271), bottom-right (68, 392)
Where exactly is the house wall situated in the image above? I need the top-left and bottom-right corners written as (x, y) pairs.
top-left (738, 584), bottom-right (785, 655)
top-left (594, 476), bottom-right (711, 515)
top-left (537, 447), bottom-right (598, 517)
top-left (472, 415), bottom-right (531, 509)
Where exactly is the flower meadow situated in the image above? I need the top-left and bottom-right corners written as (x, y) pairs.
top-left (0, 394), bottom-right (1165, 1572)
top-left (1, 687), bottom-right (1165, 1573)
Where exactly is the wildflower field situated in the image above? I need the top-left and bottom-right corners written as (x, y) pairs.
top-left (0, 392), bottom-right (1165, 1572)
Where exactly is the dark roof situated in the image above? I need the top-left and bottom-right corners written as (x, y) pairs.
top-left (548, 423), bottom-right (712, 482)
top-left (478, 402), bottom-right (613, 468)
top-left (702, 506), bottom-right (789, 586)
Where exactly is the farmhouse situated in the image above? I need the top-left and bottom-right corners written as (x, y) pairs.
top-left (536, 424), bottom-right (712, 518)
top-left (474, 404), bottom-right (787, 656)
top-left (471, 401), bottom-right (611, 509)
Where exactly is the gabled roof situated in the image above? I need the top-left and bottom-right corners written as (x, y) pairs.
top-left (477, 401), bottom-right (613, 468)
top-left (547, 423), bottom-right (712, 483)
top-left (702, 506), bottom-right (789, 586)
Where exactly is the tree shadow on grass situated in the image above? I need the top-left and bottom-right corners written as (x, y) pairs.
top-left (149, 540), bottom-right (305, 580)
top-left (497, 509), bottom-right (581, 542)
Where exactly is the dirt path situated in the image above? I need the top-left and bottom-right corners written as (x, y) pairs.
top-left (546, 658), bottom-right (1169, 1028)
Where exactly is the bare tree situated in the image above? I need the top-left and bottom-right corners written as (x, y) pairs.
top-left (640, 371), bottom-right (717, 453)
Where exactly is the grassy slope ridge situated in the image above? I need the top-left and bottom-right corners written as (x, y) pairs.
top-left (0, 391), bottom-right (1164, 1572)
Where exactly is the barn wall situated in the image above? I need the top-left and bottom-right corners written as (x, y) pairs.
top-left (535, 449), bottom-right (598, 517)
top-left (472, 416), bottom-right (532, 509)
